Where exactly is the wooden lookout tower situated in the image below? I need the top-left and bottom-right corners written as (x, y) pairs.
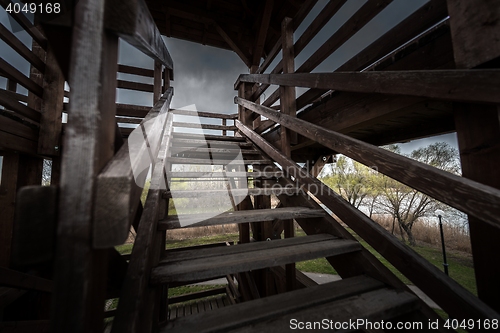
top-left (1, 0), bottom-right (500, 332)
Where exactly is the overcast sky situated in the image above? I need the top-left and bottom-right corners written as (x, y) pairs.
top-left (0, 0), bottom-right (458, 155)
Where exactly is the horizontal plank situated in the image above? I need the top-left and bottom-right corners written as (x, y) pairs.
top-left (166, 171), bottom-right (284, 178)
top-left (0, 89), bottom-right (40, 122)
top-left (173, 132), bottom-right (244, 141)
top-left (118, 64), bottom-right (154, 77)
top-left (172, 138), bottom-right (253, 147)
top-left (173, 122), bottom-right (237, 131)
top-left (0, 88), bottom-right (28, 103)
top-left (236, 120), bottom-right (500, 321)
top-left (163, 187), bottom-right (303, 198)
top-left (116, 103), bottom-right (151, 117)
top-left (116, 116), bottom-right (143, 124)
top-left (168, 287), bottom-right (227, 305)
top-left (0, 0), bottom-right (47, 49)
top-left (0, 267), bottom-right (52, 292)
top-left (105, 0), bottom-right (173, 69)
top-left (93, 88), bottom-right (173, 248)
top-left (235, 99), bottom-right (500, 232)
top-left (151, 236), bottom-right (360, 283)
top-left (160, 234), bottom-right (336, 265)
top-left (158, 207), bottom-right (326, 230)
top-left (0, 113), bottom-right (38, 141)
top-left (171, 109), bottom-right (238, 119)
top-left (170, 147), bottom-right (259, 155)
top-left (0, 22), bottom-right (46, 72)
top-left (0, 129), bottom-right (37, 154)
top-left (161, 275), bottom-right (384, 333)
top-left (237, 70), bottom-right (500, 104)
top-left (117, 79), bottom-right (154, 93)
top-left (168, 157), bottom-right (272, 165)
top-left (0, 58), bottom-right (43, 98)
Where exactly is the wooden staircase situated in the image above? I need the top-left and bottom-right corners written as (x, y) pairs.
top-left (111, 112), bottom-right (448, 333)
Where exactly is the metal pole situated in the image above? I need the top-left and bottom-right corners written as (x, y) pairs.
top-left (438, 214), bottom-right (449, 275)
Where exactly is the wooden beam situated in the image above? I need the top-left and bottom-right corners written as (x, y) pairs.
top-left (117, 79), bottom-right (154, 93)
top-left (236, 120), bottom-right (500, 322)
top-left (454, 105), bottom-right (500, 313)
top-left (105, 0), bottom-right (173, 69)
top-left (118, 64), bottom-right (154, 77)
top-left (52, 1), bottom-right (118, 329)
top-left (235, 98), bottom-right (500, 231)
top-left (93, 89), bottom-right (173, 248)
top-left (213, 21), bottom-right (251, 68)
top-left (172, 122), bottom-right (236, 131)
top-left (446, 0), bottom-right (500, 68)
top-left (0, 0), bottom-right (47, 49)
top-left (252, 0), bottom-right (273, 67)
top-left (0, 58), bottom-right (44, 98)
top-left (0, 22), bottom-right (46, 72)
top-left (116, 103), bottom-right (151, 117)
top-left (0, 267), bottom-right (52, 292)
top-left (237, 70), bottom-right (500, 104)
top-left (38, 46), bottom-right (64, 156)
top-left (153, 60), bottom-right (162, 103)
top-left (0, 89), bottom-right (41, 123)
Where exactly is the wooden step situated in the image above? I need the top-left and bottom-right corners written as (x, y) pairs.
top-left (173, 122), bottom-right (237, 131)
top-left (170, 147), bottom-right (261, 155)
top-left (166, 171), bottom-right (283, 179)
top-left (158, 207), bottom-right (326, 230)
top-left (150, 234), bottom-right (361, 284)
top-left (171, 138), bottom-right (253, 148)
top-left (160, 276), bottom-right (420, 333)
top-left (170, 109), bottom-right (237, 119)
top-left (162, 187), bottom-right (302, 198)
top-left (173, 133), bottom-right (245, 142)
top-left (168, 157), bottom-right (272, 165)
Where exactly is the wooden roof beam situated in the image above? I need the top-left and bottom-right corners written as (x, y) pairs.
top-left (252, 0), bottom-right (274, 67)
top-left (214, 21), bottom-right (251, 67)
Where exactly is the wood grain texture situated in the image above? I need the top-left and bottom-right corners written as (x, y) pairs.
top-left (160, 276), bottom-right (384, 333)
top-left (93, 89), bottom-right (173, 248)
top-left (239, 69), bottom-right (500, 104)
top-left (151, 235), bottom-right (360, 283)
top-left (170, 109), bottom-right (237, 119)
top-left (158, 207), bottom-right (325, 230)
top-left (236, 120), bottom-right (500, 321)
top-left (447, 0), bottom-right (500, 68)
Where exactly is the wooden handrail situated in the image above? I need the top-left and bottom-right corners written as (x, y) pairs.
top-left (236, 70), bottom-right (500, 104)
top-left (236, 120), bottom-right (500, 321)
top-left (93, 88), bottom-right (173, 248)
top-left (234, 97), bottom-right (500, 232)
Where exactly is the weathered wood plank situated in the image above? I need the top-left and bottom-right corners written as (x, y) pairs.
top-left (236, 120), bottom-right (500, 321)
top-left (172, 138), bottom-right (252, 147)
top-left (152, 236), bottom-right (360, 283)
top-left (94, 88), bottom-right (173, 248)
top-left (116, 103), bottom-right (151, 117)
top-left (118, 64), bottom-right (154, 77)
top-left (0, 58), bottom-right (44, 98)
top-left (117, 79), bottom-right (154, 92)
top-left (252, 0), bottom-right (273, 66)
top-left (446, 0), bottom-right (500, 68)
top-left (235, 99), bottom-right (500, 231)
top-left (173, 132), bottom-right (244, 141)
top-left (0, 0), bottom-right (47, 49)
top-left (166, 171), bottom-right (283, 178)
top-left (0, 89), bottom-right (41, 122)
top-left (161, 276), bottom-right (384, 333)
top-left (170, 109), bottom-right (237, 119)
top-left (170, 147), bottom-right (259, 155)
top-left (168, 287), bottom-right (227, 305)
top-left (163, 187), bottom-right (302, 198)
top-left (105, 0), bottom-right (173, 69)
top-left (158, 207), bottom-right (325, 230)
top-left (213, 21), bottom-right (250, 67)
top-left (0, 113), bottom-right (38, 141)
top-left (168, 157), bottom-right (272, 165)
top-left (0, 129), bottom-right (38, 154)
top-left (238, 69), bottom-right (500, 105)
top-left (173, 121), bottom-right (237, 131)
top-left (0, 22), bottom-right (46, 72)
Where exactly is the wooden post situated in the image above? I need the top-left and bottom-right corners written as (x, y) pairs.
top-left (153, 60), bottom-right (162, 103)
top-left (447, 0), bottom-right (500, 313)
top-left (52, 0), bottom-right (118, 330)
top-left (0, 152), bottom-right (19, 267)
top-left (280, 17), bottom-right (296, 291)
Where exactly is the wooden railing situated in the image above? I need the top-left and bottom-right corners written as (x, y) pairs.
top-left (234, 77), bottom-right (500, 321)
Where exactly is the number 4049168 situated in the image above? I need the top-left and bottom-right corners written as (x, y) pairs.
top-left (6, 2), bottom-right (61, 14)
